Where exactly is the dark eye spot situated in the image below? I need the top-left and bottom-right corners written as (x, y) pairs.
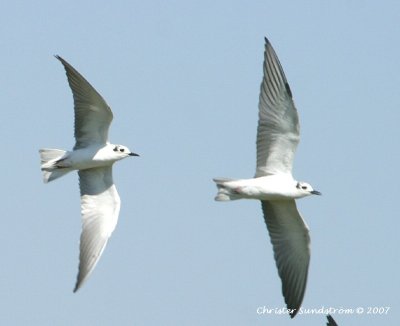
top-left (120, 148), bottom-right (125, 152)
top-left (302, 186), bottom-right (307, 190)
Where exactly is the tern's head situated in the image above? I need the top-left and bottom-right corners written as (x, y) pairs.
top-left (296, 181), bottom-right (321, 196)
top-left (111, 144), bottom-right (139, 159)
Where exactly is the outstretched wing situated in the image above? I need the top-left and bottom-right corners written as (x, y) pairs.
top-left (56, 56), bottom-right (113, 149)
top-left (256, 37), bottom-right (300, 177)
top-left (261, 200), bottom-right (310, 318)
top-left (74, 166), bottom-right (120, 292)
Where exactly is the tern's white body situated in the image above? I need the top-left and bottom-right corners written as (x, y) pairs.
top-left (213, 37), bottom-right (321, 318)
top-left (42, 144), bottom-right (129, 171)
top-left (39, 56), bottom-right (138, 292)
top-left (215, 175), bottom-right (311, 201)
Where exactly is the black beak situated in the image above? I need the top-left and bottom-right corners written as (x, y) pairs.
top-left (129, 152), bottom-right (140, 157)
top-left (311, 190), bottom-right (322, 195)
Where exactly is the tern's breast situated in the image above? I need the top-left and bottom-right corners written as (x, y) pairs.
top-left (69, 146), bottom-right (115, 170)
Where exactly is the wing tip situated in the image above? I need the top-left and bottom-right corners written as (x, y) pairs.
top-left (289, 307), bottom-right (299, 318)
top-left (54, 54), bottom-right (64, 63)
top-left (284, 287), bottom-right (307, 318)
top-left (73, 285), bottom-right (79, 293)
top-left (73, 271), bottom-right (85, 293)
top-left (264, 36), bottom-right (274, 52)
top-left (326, 314), bottom-right (338, 326)
top-left (283, 274), bottom-right (309, 318)
top-left (54, 55), bottom-right (70, 72)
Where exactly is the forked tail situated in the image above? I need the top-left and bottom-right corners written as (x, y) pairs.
top-left (213, 178), bottom-right (241, 201)
top-left (39, 148), bottom-right (71, 183)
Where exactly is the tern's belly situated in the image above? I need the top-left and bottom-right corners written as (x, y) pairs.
top-left (71, 158), bottom-right (111, 170)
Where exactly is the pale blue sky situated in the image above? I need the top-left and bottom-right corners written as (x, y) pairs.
top-left (1, 1), bottom-right (399, 325)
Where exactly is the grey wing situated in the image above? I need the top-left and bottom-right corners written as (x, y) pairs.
top-left (74, 166), bottom-right (120, 292)
top-left (261, 200), bottom-right (310, 318)
top-left (256, 37), bottom-right (300, 177)
top-left (56, 56), bottom-right (113, 149)
top-left (326, 314), bottom-right (338, 326)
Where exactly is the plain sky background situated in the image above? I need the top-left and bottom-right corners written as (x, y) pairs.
top-left (1, 1), bottom-right (399, 325)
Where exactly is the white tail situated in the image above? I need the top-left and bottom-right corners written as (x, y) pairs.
top-left (213, 178), bottom-right (241, 201)
top-left (39, 148), bottom-right (71, 183)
